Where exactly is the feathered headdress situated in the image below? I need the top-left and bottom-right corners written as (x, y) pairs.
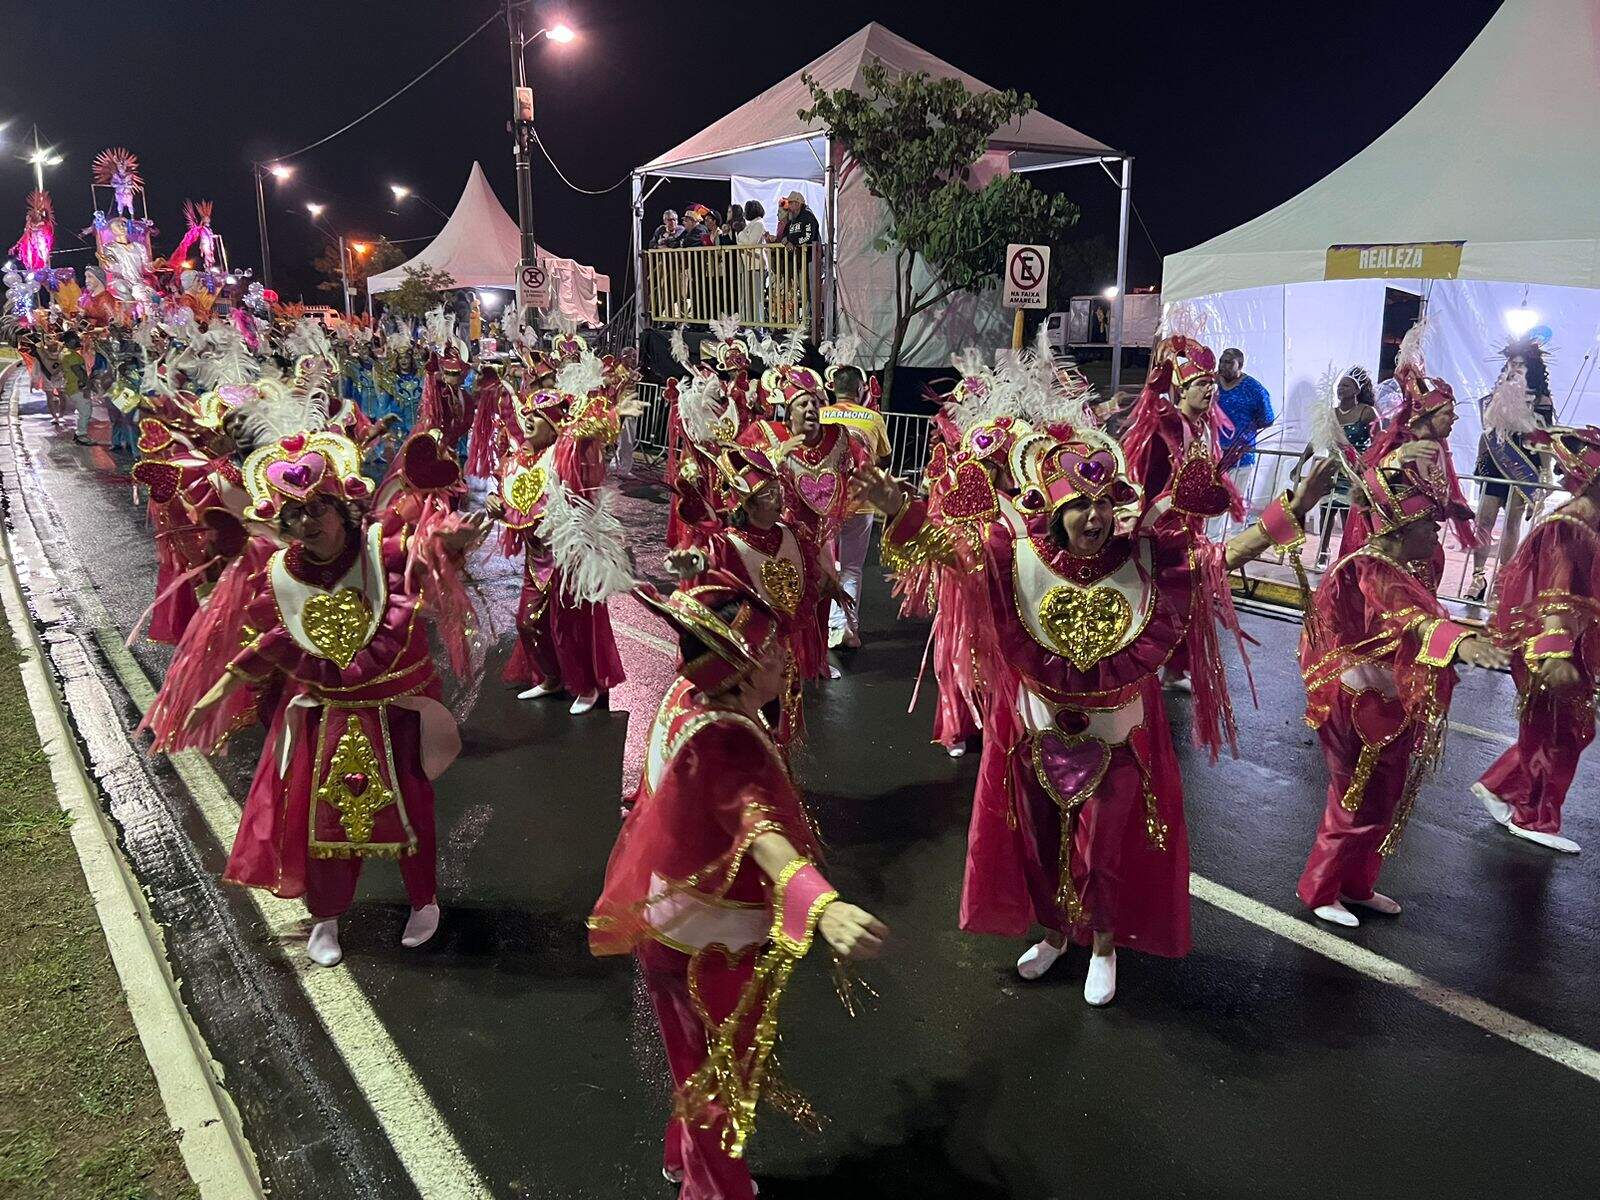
top-left (677, 373), bottom-right (739, 446)
top-left (193, 325), bottom-right (261, 391)
top-left (92, 147), bottom-right (143, 216)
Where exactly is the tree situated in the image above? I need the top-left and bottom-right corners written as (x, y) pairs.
top-left (800, 60), bottom-right (1080, 403)
top-left (312, 236), bottom-right (405, 305)
top-left (382, 264), bottom-right (457, 321)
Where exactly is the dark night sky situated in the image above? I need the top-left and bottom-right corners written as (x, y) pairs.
top-left (2, 0), bottom-right (1503, 306)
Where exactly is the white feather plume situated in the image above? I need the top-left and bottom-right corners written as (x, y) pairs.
top-left (283, 318), bottom-right (334, 367)
top-left (194, 325), bottom-right (261, 390)
top-left (386, 331), bottom-right (412, 356)
top-left (1483, 359), bottom-right (1537, 434)
top-left (708, 312), bottom-right (743, 344)
top-left (229, 374), bottom-right (325, 452)
top-left (677, 374), bottom-right (735, 445)
top-left (819, 332), bottom-right (860, 369)
top-left (1396, 317), bottom-right (1429, 376)
top-left (423, 305), bottom-right (453, 350)
top-left (553, 348), bottom-right (605, 399)
top-left (1308, 363), bottom-right (1345, 454)
top-left (669, 325), bottom-right (692, 370)
top-left (539, 476), bottom-right (635, 603)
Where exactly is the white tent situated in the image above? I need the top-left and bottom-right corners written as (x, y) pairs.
top-left (1163, 0), bottom-right (1600, 301)
top-left (367, 162), bottom-right (609, 326)
top-left (1159, 0), bottom-right (1600, 482)
top-left (632, 23), bottom-right (1135, 379)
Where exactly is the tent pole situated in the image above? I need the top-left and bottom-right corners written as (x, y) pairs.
top-left (631, 173), bottom-right (645, 353)
top-left (1111, 156), bottom-right (1133, 394)
top-left (825, 137), bottom-right (838, 343)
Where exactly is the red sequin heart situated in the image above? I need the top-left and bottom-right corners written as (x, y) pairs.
top-left (280, 433), bottom-right (307, 453)
top-left (136, 419), bottom-right (173, 454)
top-left (131, 460), bottom-right (182, 503)
top-left (1170, 454), bottom-right (1232, 518)
top-left (401, 432), bottom-right (460, 490)
top-left (342, 772), bottom-right (370, 796)
top-left (940, 460), bottom-right (998, 522)
top-left (1352, 689), bottom-right (1407, 748)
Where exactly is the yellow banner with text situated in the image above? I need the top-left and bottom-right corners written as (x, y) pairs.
top-left (1324, 241), bottom-right (1464, 281)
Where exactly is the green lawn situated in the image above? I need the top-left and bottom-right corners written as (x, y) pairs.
top-left (0, 648), bottom-right (197, 1200)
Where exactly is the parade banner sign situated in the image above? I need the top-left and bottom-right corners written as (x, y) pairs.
top-left (1324, 241), bottom-right (1464, 281)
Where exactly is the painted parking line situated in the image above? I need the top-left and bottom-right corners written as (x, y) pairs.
top-left (1191, 874), bottom-right (1600, 1085)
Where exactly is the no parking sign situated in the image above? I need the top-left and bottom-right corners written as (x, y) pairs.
top-left (518, 261), bottom-right (550, 311)
top-left (1002, 243), bottom-right (1050, 309)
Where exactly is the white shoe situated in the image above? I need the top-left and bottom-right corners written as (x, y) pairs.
top-left (1083, 950), bottom-right (1117, 1006)
top-left (307, 919), bottom-right (343, 966)
top-left (401, 902), bottom-right (441, 948)
top-left (1016, 937), bottom-right (1067, 981)
top-left (1473, 781), bottom-right (1512, 826)
top-left (1506, 823), bottom-right (1581, 854)
top-left (827, 663), bottom-right (842, 680)
top-left (517, 680), bottom-right (562, 700)
top-left (1312, 902), bottom-right (1359, 928)
top-left (828, 627), bottom-right (846, 649)
top-left (1342, 891), bottom-right (1401, 916)
top-left (947, 741), bottom-right (967, 759)
top-left (569, 690), bottom-right (602, 715)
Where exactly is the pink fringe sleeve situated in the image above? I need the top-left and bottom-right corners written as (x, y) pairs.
top-left (139, 539), bottom-right (275, 754)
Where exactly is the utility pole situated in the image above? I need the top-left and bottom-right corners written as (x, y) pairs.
top-left (253, 164), bottom-right (274, 292)
top-left (506, 0), bottom-right (538, 328)
top-left (338, 235), bottom-right (352, 321)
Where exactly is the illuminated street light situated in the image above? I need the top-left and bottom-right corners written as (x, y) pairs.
top-left (547, 23), bottom-right (576, 43)
top-left (390, 185), bottom-right (410, 201)
top-left (1505, 307), bottom-right (1539, 337)
top-left (305, 202), bottom-right (325, 219)
top-left (269, 163), bottom-right (293, 180)
top-left (1102, 285), bottom-right (1120, 300)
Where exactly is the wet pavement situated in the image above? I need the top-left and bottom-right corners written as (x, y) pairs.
top-left (6, 378), bottom-right (1599, 1200)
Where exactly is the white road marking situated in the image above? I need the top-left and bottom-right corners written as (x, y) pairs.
top-left (1191, 875), bottom-right (1600, 1085)
top-left (612, 616), bottom-right (677, 657)
top-left (1448, 720), bottom-right (1516, 746)
top-left (3, 390), bottom-right (492, 1199)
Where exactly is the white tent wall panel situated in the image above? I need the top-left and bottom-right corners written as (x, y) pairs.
top-left (1167, 280), bottom-right (1600, 481)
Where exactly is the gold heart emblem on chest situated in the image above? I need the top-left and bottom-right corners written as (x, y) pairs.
top-left (506, 465), bottom-right (547, 514)
top-left (302, 588), bottom-right (374, 669)
top-left (1038, 583), bottom-right (1133, 672)
top-left (759, 555), bottom-right (802, 616)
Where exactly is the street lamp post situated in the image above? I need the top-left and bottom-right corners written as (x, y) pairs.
top-left (390, 185), bottom-right (450, 222)
top-left (253, 162), bottom-right (293, 292)
top-left (502, 6), bottom-right (575, 326)
top-left (26, 127), bottom-right (64, 193)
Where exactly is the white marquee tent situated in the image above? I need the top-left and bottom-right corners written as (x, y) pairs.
top-left (1160, 0), bottom-right (1600, 480)
top-left (632, 23), bottom-right (1135, 376)
top-left (367, 162), bottom-right (609, 326)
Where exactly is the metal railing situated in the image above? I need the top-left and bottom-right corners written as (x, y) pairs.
top-left (1212, 443), bottom-right (1566, 610)
top-left (627, 383), bottom-right (935, 488)
top-left (644, 244), bottom-right (818, 335)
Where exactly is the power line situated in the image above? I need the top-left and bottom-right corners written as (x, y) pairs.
top-left (531, 128), bottom-right (632, 196)
top-left (268, 10), bottom-right (503, 165)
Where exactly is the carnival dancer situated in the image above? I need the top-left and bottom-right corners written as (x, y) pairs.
top-left (589, 570), bottom-right (887, 1199)
top-left (142, 428), bottom-right (484, 965)
top-left (421, 342), bottom-right (474, 456)
top-left (666, 444), bottom-right (828, 745)
top-left (864, 407), bottom-right (1337, 1004)
top-left (1473, 424), bottom-right (1600, 854)
top-left (488, 346), bottom-right (634, 715)
top-left (1297, 443), bottom-right (1510, 926)
top-left (1121, 336), bottom-right (1249, 697)
top-left (740, 351), bottom-right (867, 678)
top-left (1337, 319), bottom-right (1477, 564)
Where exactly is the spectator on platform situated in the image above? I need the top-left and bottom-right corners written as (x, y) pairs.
top-left (651, 210), bottom-right (682, 248)
top-left (779, 191), bottom-right (821, 247)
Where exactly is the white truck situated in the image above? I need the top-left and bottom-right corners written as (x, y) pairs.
top-left (1046, 291), bottom-right (1161, 357)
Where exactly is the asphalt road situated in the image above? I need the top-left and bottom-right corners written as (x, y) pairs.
top-left (9, 388), bottom-right (1599, 1200)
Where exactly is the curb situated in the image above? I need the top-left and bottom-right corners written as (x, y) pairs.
top-left (0, 364), bottom-right (265, 1199)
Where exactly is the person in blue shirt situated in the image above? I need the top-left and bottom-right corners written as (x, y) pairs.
top-left (1215, 347), bottom-right (1275, 468)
